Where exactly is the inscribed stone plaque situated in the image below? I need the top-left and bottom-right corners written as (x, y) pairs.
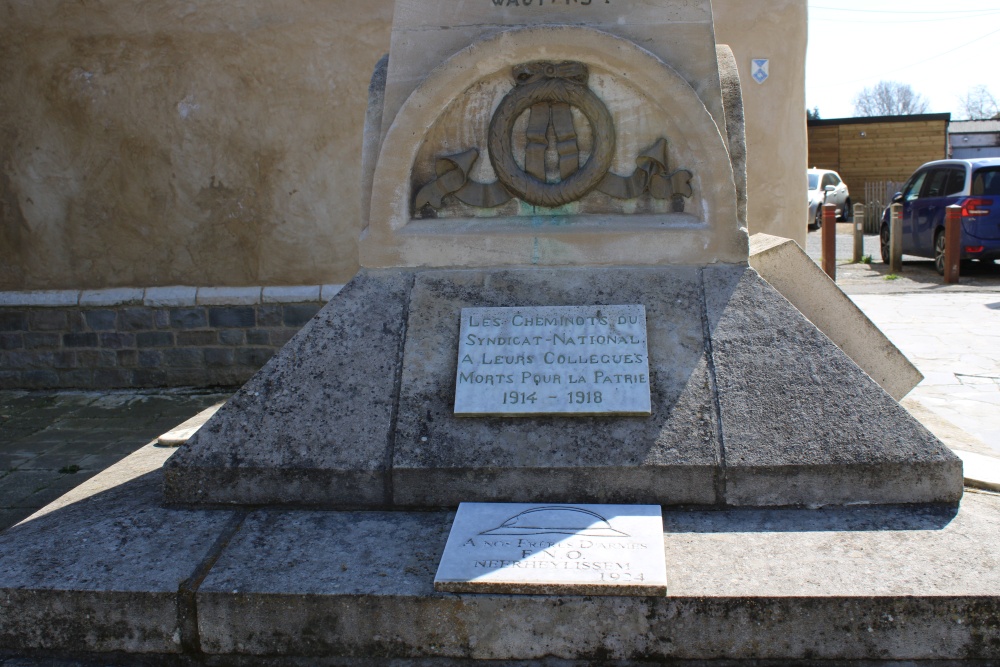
top-left (454, 305), bottom-right (651, 416)
top-left (434, 502), bottom-right (667, 596)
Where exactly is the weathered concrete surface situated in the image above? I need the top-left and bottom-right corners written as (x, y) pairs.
top-left (1, 442), bottom-right (998, 662)
top-left (750, 233), bottom-right (923, 400)
top-left (195, 496), bottom-right (1000, 662)
top-left (704, 265), bottom-right (961, 506)
top-left (393, 267), bottom-right (719, 507)
top-left (0, 444), bottom-right (236, 655)
top-left (163, 270), bottom-right (413, 506)
top-left (166, 265), bottom-right (962, 508)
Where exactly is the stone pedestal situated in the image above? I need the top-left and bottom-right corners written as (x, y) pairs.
top-left (0, 0), bottom-right (985, 663)
top-left (165, 265), bottom-right (962, 509)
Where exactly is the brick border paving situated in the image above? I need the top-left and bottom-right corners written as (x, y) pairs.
top-left (0, 302), bottom-right (322, 389)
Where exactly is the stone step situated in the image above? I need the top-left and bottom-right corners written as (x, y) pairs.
top-left (163, 265), bottom-right (962, 509)
top-left (1, 444), bottom-right (997, 662)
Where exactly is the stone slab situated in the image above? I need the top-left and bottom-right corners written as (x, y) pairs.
top-left (954, 450), bottom-right (1000, 493)
top-left (196, 286), bottom-right (262, 306)
top-left (142, 286), bottom-right (197, 308)
top-left (163, 270), bottom-right (414, 506)
top-left (453, 305), bottom-right (651, 417)
top-left (392, 267), bottom-right (720, 507)
top-left (192, 496), bottom-right (1000, 661)
top-left (157, 401), bottom-right (225, 446)
top-left (433, 502), bottom-right (666, 596)
top-left (261, 285), bottom-right (322, 304)
top-left (78, 287), bottom-right (145, 307)
top-left (1, 448), bottom-right (999, 661)
top-left (0, 290), bottom-right (78, 307)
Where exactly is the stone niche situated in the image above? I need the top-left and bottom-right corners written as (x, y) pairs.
top-left (359, 10), bottom-right (748, 269)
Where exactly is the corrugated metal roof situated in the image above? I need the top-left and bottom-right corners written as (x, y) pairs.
top-left (950, 120), bottom-right (1000, 134)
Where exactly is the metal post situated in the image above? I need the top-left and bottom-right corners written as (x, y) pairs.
top-left (822, 203), bottom-right (836, 280)
top-left (944, 204), bottom-right (961, 284)
top-left (889, 203), bottom-right (903, 274)
top-left (853, 203), bottom-right (865, 263)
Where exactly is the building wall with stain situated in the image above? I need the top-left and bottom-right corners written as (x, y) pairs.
top-left (1, 0), bottom-right (806, 291)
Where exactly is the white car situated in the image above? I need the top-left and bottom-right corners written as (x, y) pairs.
top-left (807, 168), bottom-right (851, 229)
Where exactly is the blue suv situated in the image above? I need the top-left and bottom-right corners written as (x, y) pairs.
top-left (880, 158), bottom-right (1000, 274)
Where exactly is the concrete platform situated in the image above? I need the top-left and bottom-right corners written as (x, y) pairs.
top-left (165, 266), bottom-right (962, 509)
top-left (2, 444), bottom-right (999, 663)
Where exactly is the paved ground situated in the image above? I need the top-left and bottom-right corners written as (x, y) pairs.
top-left (805, 223), bottom-right (1000, 295)
top-left (806, 225), bottom-right (1000, 456)
top-left (0, 231), bottom-right (998, 532)
top-left (0, 389), bottom-right (230, 531)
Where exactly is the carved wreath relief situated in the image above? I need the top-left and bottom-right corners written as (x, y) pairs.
top-left (416, 61), bottom-right (693, 212)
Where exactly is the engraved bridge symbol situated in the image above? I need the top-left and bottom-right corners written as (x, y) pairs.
top-left (479, 506), bottom-right (630, 537)
top-left (416, 60), bottom-right (694, 211)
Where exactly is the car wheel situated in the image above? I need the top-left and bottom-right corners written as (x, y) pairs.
top-left (879, 223), bottom-right (890, 263)
top-left (840, 198), bottom-right (852, 222)
top-left (813, 206), bottom-right (822, 230)
top-left (934, 229), bottom-right (946, 276)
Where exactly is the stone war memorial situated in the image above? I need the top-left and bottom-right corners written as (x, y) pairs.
top-left (2, 0), bottom-right (1000, 664)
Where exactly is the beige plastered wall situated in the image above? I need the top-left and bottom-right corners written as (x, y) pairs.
top-left (0, 0), bottom-right (806, 290)
top-left (0, 0), bottom-right (394, 290)
top-left (714, 0), bottom-right (808, 247)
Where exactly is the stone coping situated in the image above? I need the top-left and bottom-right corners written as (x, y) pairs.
top-left (0, 285), bottom-right (344, 308)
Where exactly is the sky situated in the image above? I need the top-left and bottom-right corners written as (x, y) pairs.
top-left (806, 1), bottom-right (1000, 120)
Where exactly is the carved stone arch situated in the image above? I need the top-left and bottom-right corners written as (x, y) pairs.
top-left (361, 26), bottom-right (746, 269)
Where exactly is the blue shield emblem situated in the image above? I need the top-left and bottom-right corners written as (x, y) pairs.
top-left (751, 59), bottom-right (769, 84)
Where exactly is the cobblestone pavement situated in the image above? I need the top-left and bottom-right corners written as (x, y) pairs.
top-left (0, 388), bottom-right (230, 531)
top-left (806, 226), bottom-right (1000, 456)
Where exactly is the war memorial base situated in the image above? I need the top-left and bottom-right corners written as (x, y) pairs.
top-left (0, 267), bottom-right (996, 663)
top-left (2, 0), bottom-right (998, 661)
top-left (0, 439), bottom-right (997, 664)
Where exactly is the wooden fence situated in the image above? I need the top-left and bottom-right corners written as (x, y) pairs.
top-left (861, 181), bottom-right (905, 234)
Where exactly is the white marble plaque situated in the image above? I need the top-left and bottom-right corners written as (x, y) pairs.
top-left (434, 503), bottom-right (667, 596)
top-left (454, 305), bottom-right (651, 416)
